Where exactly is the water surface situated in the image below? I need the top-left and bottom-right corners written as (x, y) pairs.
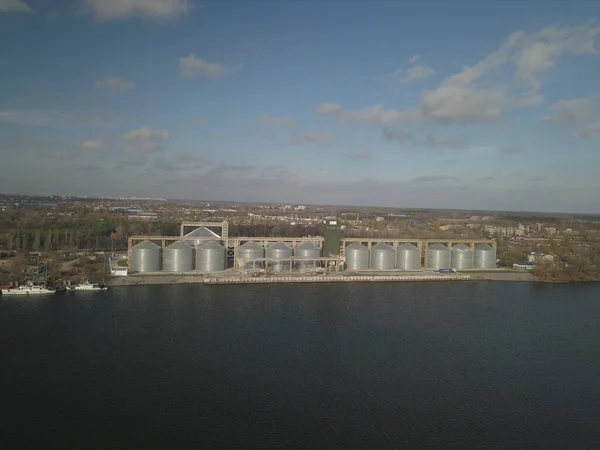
top-left (2, 282), bottom-right (600, 448)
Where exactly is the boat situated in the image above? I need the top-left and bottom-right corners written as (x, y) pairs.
top-left (67, 279), bottom-right (107, 292)
top-left (1, 282), bottom-right (56, 295)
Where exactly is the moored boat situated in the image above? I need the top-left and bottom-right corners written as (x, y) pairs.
top-left (1, 282), bottom-right (56, 295)
top-left (67, 279), bottom-right (107, 292)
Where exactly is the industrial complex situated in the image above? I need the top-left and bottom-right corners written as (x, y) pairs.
top-left (122, 218), bottom-right (497, 284)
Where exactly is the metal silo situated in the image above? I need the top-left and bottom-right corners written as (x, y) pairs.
top-left (427, 243), bottom-right (451, 270)
top-left (196, 240), bottom-right (226, 273)
top-left (238, 242), bottom-right (264, 269)
top-left (370, 243), bottom-right (395, 270)
top-left (163, 241), bottom-right (194, 272)
top-left (266, 242), bottom-right (293, 272)
top-left (396, 243), bottom-right (421, 270)
top-left (474, 244), bottom-right (497, 269)
top-left (131, 240), bottom-right (162, 273)
top-left (345, 242), bottom-right (369, 271)
top-left (451, 243), bottom-right (474, 270)
top-left (294, 242), bottom-right (321, 270)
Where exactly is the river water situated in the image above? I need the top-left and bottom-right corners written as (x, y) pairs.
top-left (2, 282), bottom-right (600, 449)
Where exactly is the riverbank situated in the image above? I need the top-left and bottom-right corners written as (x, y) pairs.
top-left (106, 269), bottom-right (537, 286)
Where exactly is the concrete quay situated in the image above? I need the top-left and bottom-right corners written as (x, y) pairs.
top-left (203, 273), bottom-right (471, 285)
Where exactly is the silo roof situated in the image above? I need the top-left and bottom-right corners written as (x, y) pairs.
top-left (133, 240), bottom-right (160, 249)
top-left (398, 243), bottom-right (418, 250)
top-left (346, 242), bottom-right (367, 249)
top-left (166, 240), bottom-right (193, 249)
top-left (453, 243), bottom-right (471, 250)
top-left (184, 227), bottom-right (220, 238)
top-left (240, 241), bottom-right (263, 249)
top-left (199, 240), bottom-right (224, 249)
top-left (268, 242), bottom-right (292, 250)
top-left (429, 243), bottom-right (449, 250)
top-left (296, 242), bottom-right (319, 250)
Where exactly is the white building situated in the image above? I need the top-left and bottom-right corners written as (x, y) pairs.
top-left (528, 252), bottom-right (554, 263)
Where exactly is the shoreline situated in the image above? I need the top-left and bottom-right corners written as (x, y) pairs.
top-left (107, 270), bottom-right (538, 286)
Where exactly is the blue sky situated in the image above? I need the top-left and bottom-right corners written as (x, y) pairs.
top-left (1, 0), bottom-right (600, 213)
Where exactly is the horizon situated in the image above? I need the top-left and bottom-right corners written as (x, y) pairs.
top-left (3, 191), bottom-right (600, 217)
top-left (2, 1), bottom-right (600, 213)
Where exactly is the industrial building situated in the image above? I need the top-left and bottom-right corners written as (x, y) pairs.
top-left (126, 218), bottom-right (497, 276)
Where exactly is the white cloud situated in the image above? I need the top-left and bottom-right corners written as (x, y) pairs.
top-left (315, 103), bottom-right (342, 115)
top-left (516, 21), bottom-right (600, 88)
top-left (94, 76), bottom-right (135, 92)
top-left (124, 125), bottom-right (169, 140)
top-left (0, 109), bottom-right (70, 126)
top-left (180, 54), bottom-right (231, 79)
top-left (418, 20), bottom-right (600, 124)
top-left (426, 135), bottom-right (468, 149)
top-left (316, 103), bottom-right (420, 126)
top-left (79, 139), bottom-right (107, 150)
top-left (578, 121), bottom-right (600, 138)
top-left (382, 127), bottom-right (413, 143)
top-left (82, 0), bottom-right (191, 21)
top-left (338, 105), bottom-right (409, 125)
top-left (291, 132), bottom-right (333, 146)
top-left (544, 98), bottom-right (596, 125)
top-left (514, 92), bottom-right (544, 107)
top-left (382, 54), bottom-right (435, 85)
top-left (420, 85), bottom-right (506, 123)
top-left (0, 0), bottom-right (32, 13)
top-left (393, 64), bottom-right (435, 84)
top-left (259, 113), bottom-right (294, 126)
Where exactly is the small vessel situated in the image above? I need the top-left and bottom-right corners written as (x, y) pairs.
top-left (1, 281), bottom-right (56, 295)
top-left (67, 279), bottom-right (107, 292)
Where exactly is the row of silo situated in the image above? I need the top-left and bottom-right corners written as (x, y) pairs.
top-left (238, 241), bottom-right (323, 272)
top-left (426, 243), bottom-right (496, 270)
top-left (131, 239), bottom-right (496, 274)
top-left (343, 242), bottom-right (496, 271)
top-left (345, 242), bottom-right (421, 271)
top-left (131, 239), bottom-right (226, 273)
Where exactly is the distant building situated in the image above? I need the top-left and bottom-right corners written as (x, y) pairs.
top-left (528, 252), bottom-right (554, 263)
top-left (108, 258), bottom-right (128, 276)
top-left (513, 262), bottom-right (536, 270)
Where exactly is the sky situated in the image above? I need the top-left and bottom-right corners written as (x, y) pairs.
top-left (1, 0), bottom-right (600, 213)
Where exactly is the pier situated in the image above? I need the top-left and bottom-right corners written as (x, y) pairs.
top-left (203, 273), bottom-right (471, 285)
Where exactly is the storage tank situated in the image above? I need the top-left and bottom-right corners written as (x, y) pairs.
top-left (196, 240), bottom-right (226, 273)
top-left (426, 243), bottom-right (451, 270)
top-left (131, 240), bottom-right (161, 273)
top-left (396, 243), bottom-right (421, 270)
top-left (163, 241), bottom-right (194, 272)
top-left (294, 242), bottom-right (321, 270)
top-left (474, 244), bottom-right (497, 269)
top-left (238, 241), bottom-right (264, 269)
top-left (266, 242), bottom-right (293, 272)
top-left (370, 243), bottom-right (395, 270)
top-left (451, 243), bottom-right (474, 270)
top-left (345, 242), bottom-right (369, 271)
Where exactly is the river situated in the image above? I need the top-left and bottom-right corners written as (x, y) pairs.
top-left (2, 282), bottom-right (599, 448)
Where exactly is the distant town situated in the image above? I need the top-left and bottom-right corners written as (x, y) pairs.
top-left (0, 194), bottom-right (599, 285)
